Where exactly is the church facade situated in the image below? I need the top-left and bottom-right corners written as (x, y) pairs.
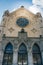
top-left (0, 6), bottom-right (43, 65)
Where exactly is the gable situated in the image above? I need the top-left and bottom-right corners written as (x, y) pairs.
top-left (1, 7), bottom-right (42, 37)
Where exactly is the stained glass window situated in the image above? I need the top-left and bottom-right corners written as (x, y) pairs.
top-left (18, 43), bottom-right (27, 65)
top-left (32, 44), bottom-right (42, 65)
top-left (2, 43), bottom-right (13, 65)
top-left (16, 18), bottom-right (29, 27)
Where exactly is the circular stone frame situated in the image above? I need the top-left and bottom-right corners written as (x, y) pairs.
top-left (16, 18), bottom-right (29, 27)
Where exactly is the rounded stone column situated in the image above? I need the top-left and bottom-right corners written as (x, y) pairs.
top-left (41, 51), bottom-right (43, 64)
top-left (28, 50), bottom-right (33, 65)
top-left (0, 42), bottom-right (4, 65)
top-left (13, 50), bottom-right (18, 65)
top-left (0, 50), bottom-right (4, 65)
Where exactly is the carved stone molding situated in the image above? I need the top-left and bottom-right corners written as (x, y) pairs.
top-left (8, 27), bottom-right (14, 33)
top-left (31, 28), bottom-right (37, 33)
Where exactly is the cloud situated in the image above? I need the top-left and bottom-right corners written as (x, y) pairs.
top-left (28, 0), bottom-right (43, 17)
top-left (32, 0), bottom-right (43, 8)
top-left (29, 5), bottom-right (41, 14)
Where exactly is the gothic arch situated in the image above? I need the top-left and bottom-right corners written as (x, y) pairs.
top-left (31, 42), bottom-right (41, 52)
top-left (18, 42), bottom-right (28, 51)
top-left (32, 43), bottom-right (42, 65)
top-left (19, 42), bottom-right (27, 49)
top-left (2, 42), bottom-right (13, 65)
top-left (18, 43), bottom-right (28, 65)
top-left (5, 42), bottom-right (13, 50)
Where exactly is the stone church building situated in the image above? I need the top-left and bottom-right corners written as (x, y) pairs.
top-left (0, 6), bottom-right (43, 65)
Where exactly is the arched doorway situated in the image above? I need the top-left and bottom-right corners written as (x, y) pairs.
top-left (32, 44), bottom-right (42, 65)
top-left (18, 43), bottom-right (27, 65)
top-left (2, 42), bottom-right (13, 65)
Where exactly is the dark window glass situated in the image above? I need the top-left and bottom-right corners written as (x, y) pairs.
top-left (2, 43), bottom-right (13, 65)
top-left (16, 18), bottom-right (29, 27)
top-left (18, 43), bottom-right (27, 65)
top-left (32, 44), bottom-right (42, 65)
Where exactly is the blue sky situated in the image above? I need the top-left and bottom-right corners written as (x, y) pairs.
top-left (0, 0), bottom-right (32, 22)
top-left (0, 0), bottom-right (43, 22)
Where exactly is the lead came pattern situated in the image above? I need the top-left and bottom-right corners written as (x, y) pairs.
top-left (16, 18), bottom-right (29, 27)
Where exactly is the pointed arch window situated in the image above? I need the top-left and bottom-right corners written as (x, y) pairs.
top-left (2, 42), bottom-right (13, 65)
top-left (32, 44), bottom-right (42, 65)
top-left (18, 43), bottom-right (28, 65)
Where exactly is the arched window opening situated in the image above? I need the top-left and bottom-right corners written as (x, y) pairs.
top-left (32, 44), bottom-right (42, 65)
top-left (18, 43), bottom-right (28, 65)
top-left (2, 43), bottom-right (13, 65)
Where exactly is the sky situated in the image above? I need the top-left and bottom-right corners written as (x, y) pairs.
top-left (0, 0), bottom-right (43, 22)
